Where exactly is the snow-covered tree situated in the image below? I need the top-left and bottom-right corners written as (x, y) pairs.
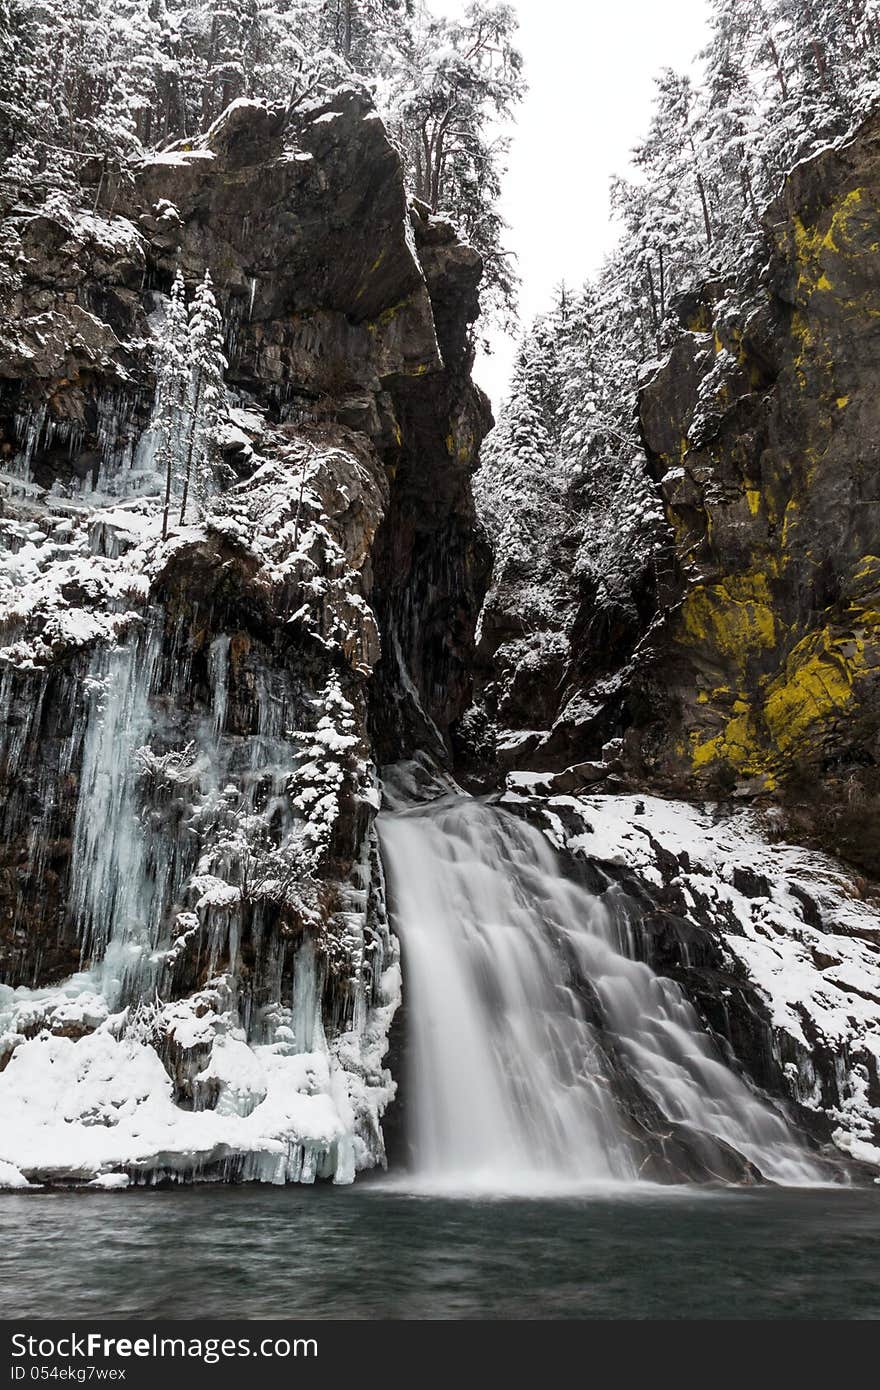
top-left (0, 1), bottom-right (33, 167)
top-left (388, 0), bottom-right (524, 328)
top-left (155, 272), bottom-right (190, 539)
top-left (180, 271), bottom-right (228, 526)
top-left (292, 675), bottom-right (362, 865)
top-left (476, 312), bottom-right (562, 558)
top-left (320, 0), bottom-right (414, 70)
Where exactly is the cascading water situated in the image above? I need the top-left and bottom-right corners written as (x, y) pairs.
top-left (379, 793), bottom-right (822, 1191)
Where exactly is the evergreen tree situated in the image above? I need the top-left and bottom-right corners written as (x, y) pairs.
top-left (155, 272), bottom-right (190, 539)
top-left (388, 0), bottom-right (525, 329)
top-left (322, 0), bottom-right (414, 70)
top-left (180, 271), bottom-right (228, 526)
top-left (476, 309), bottom-right (566, 586)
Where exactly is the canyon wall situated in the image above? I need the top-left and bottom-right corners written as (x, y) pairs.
top-left (0, 87), bottom-right (489, 1184)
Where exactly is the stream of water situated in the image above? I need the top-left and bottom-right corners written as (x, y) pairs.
top-left (378, 795), bottom-right (820, 1189)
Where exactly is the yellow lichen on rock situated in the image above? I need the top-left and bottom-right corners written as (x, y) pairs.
top-left (680, 569), bottom-right (777, 661)
top-left (687, 552), bottom-right (880, 779)
top-left (690, 707), bottom-right (767, 777)
top-left (762, 621), bottom-right (879, 752)
top-left (846, 555), bottom-right (880, 625)
top-left (792, 186), bottom-right (865, 294)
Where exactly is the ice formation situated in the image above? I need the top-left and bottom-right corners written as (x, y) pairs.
top-left (0, 385), bottom-right (399, 1190)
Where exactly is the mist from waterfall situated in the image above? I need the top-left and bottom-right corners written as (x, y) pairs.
top-left (379, 794), bottom-right (822, 1193)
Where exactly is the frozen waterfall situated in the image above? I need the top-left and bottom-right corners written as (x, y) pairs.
top-left (0, 617), bottom-right (400, 1188)
top-left (379, 794), bottom-right (822, 1191)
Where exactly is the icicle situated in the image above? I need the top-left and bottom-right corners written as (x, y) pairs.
top-left (208, 634), bottom-right (230, 742)
top-left (68, 623), bottom-right (167, 1002)
top-left (291, 939), bottom-right (326, 1055)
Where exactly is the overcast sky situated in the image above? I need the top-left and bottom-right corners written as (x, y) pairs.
top-left (430, 0), bottom-right (710, 405)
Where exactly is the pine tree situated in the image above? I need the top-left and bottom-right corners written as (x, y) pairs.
top-left (475, 310), bottom-right (564, 566)
top-left (321, 0), bottom-right (414, 70)
top-left (155, 272), bottom-right (190, 540)
top-left (388, 0), bottom-right (524, 329)
top-left (0, 1), bottom-right (31, 164)
top-left (180, 271), bottom-right (227, 526)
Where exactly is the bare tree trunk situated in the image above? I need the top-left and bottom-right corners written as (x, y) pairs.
top-left (92, 156), bottom-right (107, 213)
top-left (742, 165), bottom-right (760, 227)
top-left (161, 395), bottom-right (184, 541)
top-left (203, 18), bottom-right (218, 127)
top-left (695, 170), bottom-right (713, 249)
top-left (161, 438), bottom-right (174, 540)
top-left (293, 451), bottom-right (308, 551)
top-left (431, 131), bottom-right (445, 211)
top-left (766, 34), bottom-right (789, 101)
top-left (418, 126), bottom-right (431, 203)
top-left (645, 260), bottom-right (661, 352)
top-left (810, 40), bottom-right (833, 94)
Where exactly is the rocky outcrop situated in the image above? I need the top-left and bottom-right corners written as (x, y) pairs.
top-left (370, 199), bottom-right (492, 764)
top-left (0, 88), bottom-right (490, 1184)
top-left (631, 111), bottom-right (880, 872)
top-left (478, 110), bottom-right (880, 879)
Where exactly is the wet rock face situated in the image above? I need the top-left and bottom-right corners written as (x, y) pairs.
top-left (0, 89), bottom-right (472, 475)
top-left (621, 110), bottom-right (880, 873)
top-left (132, 93), bottom-right (442, 408)
top-left (0, 664), bottom-right (85, 985)
top-left (369, 204), bottom-right (492, 763)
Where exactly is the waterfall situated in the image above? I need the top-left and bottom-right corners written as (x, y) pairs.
top-left (378, 794), bottom-right (822, 1191)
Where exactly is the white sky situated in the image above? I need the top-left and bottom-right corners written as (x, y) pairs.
top-left (430, 0), bottom-right (711, 405)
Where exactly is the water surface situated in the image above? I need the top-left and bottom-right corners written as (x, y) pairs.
top-left (2, 1184), bottom-right (879, 1319)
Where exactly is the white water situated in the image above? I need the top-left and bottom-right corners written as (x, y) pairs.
top-left (379, 795), bottom-right (822, 1192)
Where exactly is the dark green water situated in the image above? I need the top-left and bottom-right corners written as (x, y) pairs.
top-left (2, 1184), bottom-right (879, 1319)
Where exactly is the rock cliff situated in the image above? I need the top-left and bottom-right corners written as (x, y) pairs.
top-left (0, 87), bottom-right (489, 1184)
top-left (635, 111), bottom-right (880, 875)
top-left (468, 111), bottom-right (880, 1175)
top-left (477, 110), bottom-right (880, 882)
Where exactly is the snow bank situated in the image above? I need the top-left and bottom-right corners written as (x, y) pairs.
top-left (0, 963), bottom-right (400, 1187)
